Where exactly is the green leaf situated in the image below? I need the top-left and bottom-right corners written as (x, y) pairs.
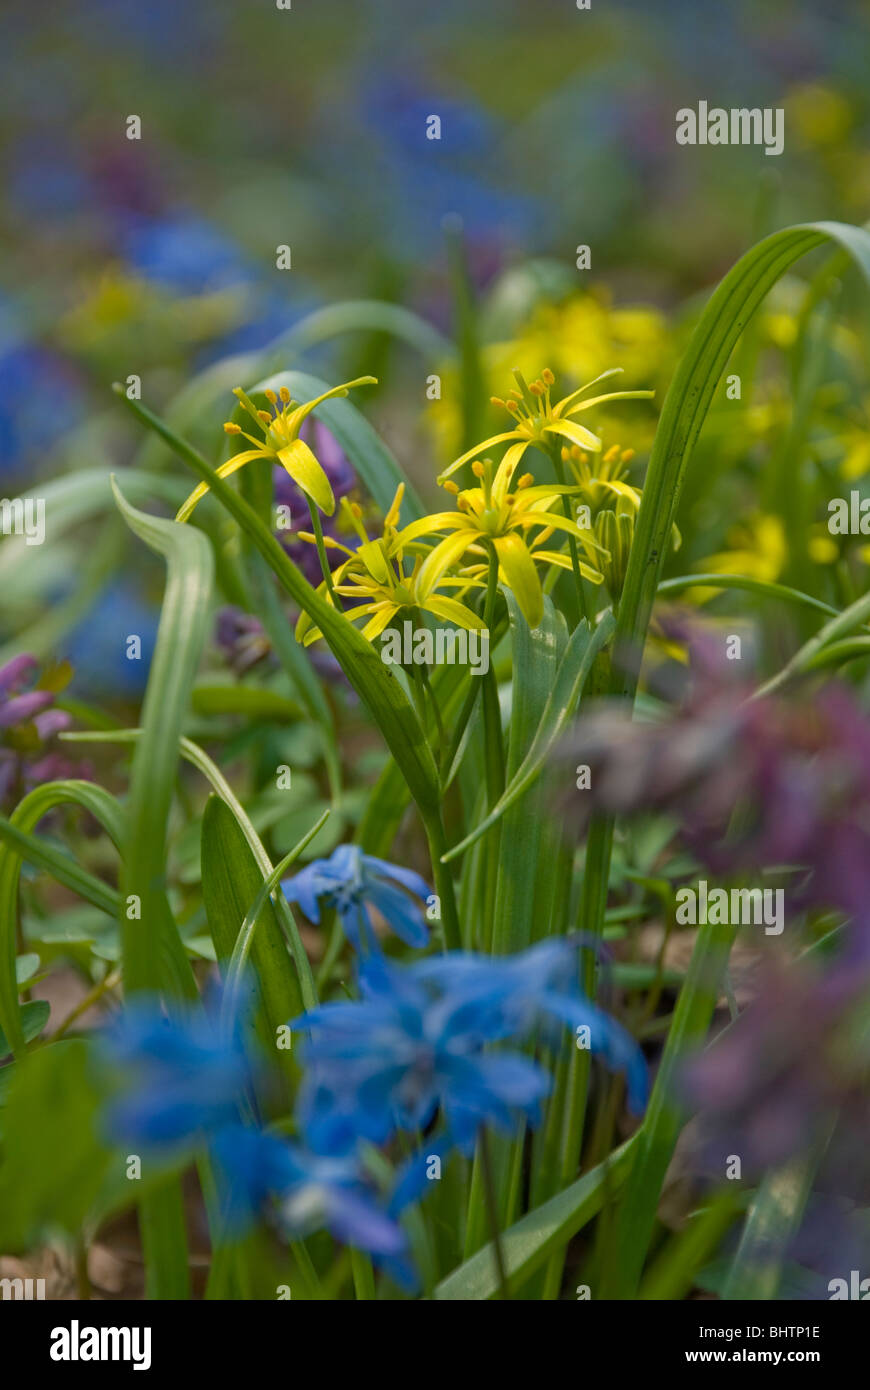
top-left (0, 780), bottom-right (123, 1056)
top-left (613, 222), bottom-right (870, 698)
top-left (492, 593), bottom-right (566, 955)
top-left (0, 1000), bottom-right (50, 1059)
top-left (434, 1136), bottom-right (638, 1300)
top-left (201, 795), bottom-right (313, 1039)
top-left (0, 1040), bottom-right (111, 1249)
top-left (721, 1142), bottom-right (827, 1301)
top-left (111, 481), bottom-right (216, 1301)
top-left (111, 478), bottom-right (212, 999)
top-left (598, 916), bottom-right (738, 1298)
top-left (442, 611), bottom-right (615, 862)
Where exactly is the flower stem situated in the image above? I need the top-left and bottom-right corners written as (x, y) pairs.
top-left (479, 1126), bottom-right (510, 1300)
top-left (305, 497), bottom-right (338, 607)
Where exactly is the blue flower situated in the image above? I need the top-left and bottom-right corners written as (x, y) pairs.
top-left (283, 844), bottom-right (431, 953)
top-left (211, 1125), bottom-right (413, 1285)
top-left (100, 1003), bottom-right (251, 1152)
top-left (292, 941), bottom-right (648, 1205)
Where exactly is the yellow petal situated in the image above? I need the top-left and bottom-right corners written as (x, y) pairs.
top-left (423, 595), bottom-right (487, 630)
top-left (285, 376), bottom-right (377, 435)
top-left (417, 529), bottom-right (476, 599)
top-left (437, 432), bottom-right (520, 484)
top-left (175, 449), bottom-right (266, 522)
top-left (542, 420), bottom-right (602, 452)
top-left (493, 532), bottom-right (543, 629)
top-left (360, 604), bottom-right (399, 641)
top-left (277, 438), bottom-right (336, 516)
top-left (492, 440), bottom-right (531, 502)
top-left (397, 512), bottom-right (468, 545)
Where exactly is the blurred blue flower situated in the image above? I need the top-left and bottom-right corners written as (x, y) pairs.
top-left (0, 338), bottom-right (83, 478)
top-left (101, 1001), bottom-right (413, 1280)
top-left (121, 214), bottom-right (253, 295)
top-left (292, 941), bottom-right (647, 1200)
top-left (101, 1003), bottom-right (250, 1151)
top-left (62, 583), bottom-right (160, 698)
top-left (283, 844), bottom-right (431, 952)
top-left (211, 1124), bottom-right (413, 1283)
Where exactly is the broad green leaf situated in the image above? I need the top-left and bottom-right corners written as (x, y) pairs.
top-left (0, 1040), bottom-right (111, 1249)
top-left (0, 1000), bottom-right (50, 1060)
top-left (201, 794), bottom-right (310, 1041)
top-left (111, 481), bottom-right (215, 1301)
top-left (111, 478), bottom-right (211, 1000)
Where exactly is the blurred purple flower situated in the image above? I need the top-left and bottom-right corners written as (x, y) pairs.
top-left (564, 625), bottom-right (870, 932)
top-left (0, 654), bottom-right (85, 806)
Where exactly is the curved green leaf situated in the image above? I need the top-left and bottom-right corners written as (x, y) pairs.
top-left (0, 782), bottom-right (124, 1057)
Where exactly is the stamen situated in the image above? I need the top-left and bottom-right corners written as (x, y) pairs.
top-left (264, 389), bottom-right (278, 405)
top-left (517, 473), bottom-right (534, 489)
top-left (257, 410), bottom-right (272, 424)
top-left (223, 422), bottom-right (242, 434)
top-left (441, 479), bottom-right (460, 496)
top-left (279, 386), bottom-right (291, 403)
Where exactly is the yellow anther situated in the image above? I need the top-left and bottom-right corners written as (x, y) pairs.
top-left (529, 381), bottom-right (543, 397)
top-left (350, 501), bottom-right (363, 519)
top-left (561, 446), bottom-right (570, 462)
top-left (542, 367), bottom-right (555, 385)
top-left (490, 396), bottom-right (506, 409)
top-left (257, 410), bottom-right (272, 424)
top-left (620, 448), bottom-right (635, 463)
top-left (471, 460), bottom-right (486, 478)
top-left (505, 399), bottom-right (520, 414)
top-left (264, 389), bottom-right (278, 405)
top-left (506, 494), bottom-right (516, 506)
top-left (223, 422), bottom-right (242, 434)
top-left (279, 386), bottom-right (291, 403)
top-left (441, 479), bottom-right (459, 495)
top-left (604, 445), bottom-right (621, 463)
top-left (457, 496), bottom-right (469, 512)
top-left (517, 473), bottom-right (534, 489)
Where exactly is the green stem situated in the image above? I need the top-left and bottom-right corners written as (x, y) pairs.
top-left (306, 497), bottom-right (339, 606)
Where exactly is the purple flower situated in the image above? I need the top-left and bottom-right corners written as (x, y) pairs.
top-left (563, 626), bottom-right (870, 932)
top-left (0, 654), bottom-right (81, 806)
top-left (215, 606), bottom-right (271, 675)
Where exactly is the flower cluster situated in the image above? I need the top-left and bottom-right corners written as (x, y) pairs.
top-left (101, 1002), bottom-right (413, 1282)
top-left (292, 939), bottom-right (648, 1210)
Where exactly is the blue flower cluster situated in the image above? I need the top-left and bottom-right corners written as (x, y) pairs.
top-left (101, 1001), bottom-right (412, 1281)
top-left (293, 938), bottom-right (648, 1211)
top-left (100, 915), bottom-right (647, 1290)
